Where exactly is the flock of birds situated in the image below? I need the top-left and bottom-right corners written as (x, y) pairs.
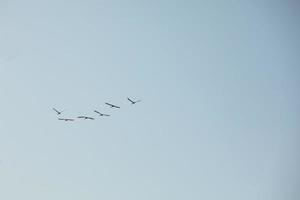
top-left (52, 97), bottom-right (141, 122)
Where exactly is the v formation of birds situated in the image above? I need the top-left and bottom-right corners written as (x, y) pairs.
top-left (53, 97), bottom-right (141, 122)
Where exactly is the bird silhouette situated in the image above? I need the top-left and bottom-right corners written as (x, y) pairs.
top-left (58, 118), bottom-right (74, 121)
top-left (52, 108), bottom-right (64, 115)
top-left (94, 110), bottom-right (110, 116)
top-left (105, 102), bottom-right (120, 109)
top-left (127, 97), bottom-right (141, 105)
top-left (77, 116), bottom-right (95, 120)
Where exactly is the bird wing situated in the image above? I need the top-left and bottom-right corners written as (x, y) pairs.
top-left (127, 97), bottom-right (135, 103)
top-left (94, 110), bottom-right (101, 114)
top-left (105, 102), bottom-right (120, 108)
top-left (53, 108), bottom-right (60, 114)
top-left (58, 118), bottom-right (73, 121)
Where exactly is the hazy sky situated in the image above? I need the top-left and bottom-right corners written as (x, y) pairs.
top-left (0, 1), bottom-right (299, 200)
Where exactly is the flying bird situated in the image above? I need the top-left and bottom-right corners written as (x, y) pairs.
top-left (77, 116), bottom-right (95, 120)
top-left (58, 118), bottom-right (74, 121)
top-left (94, 110), bottom-right (110, 117)
top-left (127, 97), bottom-right (141, 105)
top-left (105, 102), bottom-right (120, 109)
top-left (52, 108), bottom-right (64, 115)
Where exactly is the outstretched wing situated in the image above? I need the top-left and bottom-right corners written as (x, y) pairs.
top-left (95, 110), bottom-right (110, 116)
top-left (105, 102), bottom-right (113, 107)
top-left (53, 108), bottom-right (61, 114)
top-left (58, 118), bottom-right (74, 121)
top-left (94, 110), bottom-right (101, 115)
top-left (127, 97), bottom-right (135, 103)
top-left (105, 102), bottom-right (120, 108)
top-left (127, 98), bottom-right (141, 104)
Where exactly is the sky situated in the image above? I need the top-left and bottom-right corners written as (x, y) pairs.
top-left (0, 0), bottom-right (299, 199)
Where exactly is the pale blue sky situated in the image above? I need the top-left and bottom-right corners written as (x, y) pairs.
top-left (0, 1), bottom-right (299, 200)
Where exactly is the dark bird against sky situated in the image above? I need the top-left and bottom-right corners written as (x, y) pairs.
top-left (77, 116), bottom-right (95, 120)
top-left (105, 102), bottom-right (120, 109)
top-left (94, 110), bottom-right (110, 116)
top-left (127, 97), bottom-right (141, 105)
top-left (53, 108), bottom-right (64, 115)
top-left (58, 118), bottom-right (74, 121)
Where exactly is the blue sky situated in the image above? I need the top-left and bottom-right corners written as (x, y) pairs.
top-left (0, 1), bottom-right (299, 199)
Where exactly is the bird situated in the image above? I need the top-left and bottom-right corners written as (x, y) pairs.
top-left (58, 118), bottom-right (74, 121)
top-left (105, 102), bottom-right (120, 109)
top-left (77, 116), bottom-right (95, 120)
top-left (127, 97), bottom-right (141, 105)
top-left (94, 110), bottom-right (110, 117)
top-left (52, 108), bottom-right (64, 115)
